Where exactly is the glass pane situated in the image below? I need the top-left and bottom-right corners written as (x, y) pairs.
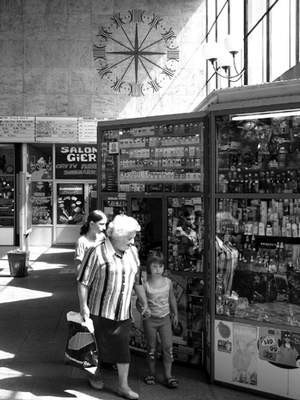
top-left (88, 183), bottom-right (98, 213)
top-left (216, 114), bottom-right (300, 194)
top-left (0, 144), bottom-right (15, 174)
top-left (31, 182), bottom-right (52, 225)
top-left (57, 183), bottom-right (84, 225)
top-left (167, 197), bottom-right (204, 273)
top-left (0, 175), bottom-right (14, 226)
top-left (270, 0), bottom-right (292, 80)
top-left (28, 144), bottom-right (52, 179)
top-left (215, 198), bottom-right (300, 327)
top-left (247, 0), bottom-right (267, 84)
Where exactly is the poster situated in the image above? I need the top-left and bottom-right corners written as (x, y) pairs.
top-left (28, 144), bottom-right (52, 179)
top-left (0, 117), bottom-right (35, 142)
top-left (30, 182), bottom-right (52, 225)
top-left (36, 117), bottom-right (78, 143)
top-left (258, 327), bottom-right (300, 368)
top-left (232, 323), bottom-right (258, 386)
top-left (216, 320), bottom-right (232, 354)
top-left (55, 144), bottom-right (97, 179)
top-left (57, 183), bottom-right (84, 225)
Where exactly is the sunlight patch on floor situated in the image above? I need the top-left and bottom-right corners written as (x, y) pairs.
top-left (0, 286), bottom-right (52, 303)
top-left (30, 262), bottom-right (66, 271)
top-left (65, 389), bottom-right (102, 399)
top-left (0, 367), bottom-right (27, 378)
top-left (0, 350), bottom-right (15, 360)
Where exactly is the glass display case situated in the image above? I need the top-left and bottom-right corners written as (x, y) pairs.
top-left (212, 106), bottom-right (300, 399)
top-left (215, 112), bottom-right (300, 327)
top-left (97, 113), bottom-right (207, 367)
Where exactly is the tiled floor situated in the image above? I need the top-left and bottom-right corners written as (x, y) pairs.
top-left (0, 246), bottom-right (271, 400)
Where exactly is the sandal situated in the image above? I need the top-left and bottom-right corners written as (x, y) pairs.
top-left (165, 377), bottom-right (179, 388)
top-left (144, 375), bottom-right (156, 385)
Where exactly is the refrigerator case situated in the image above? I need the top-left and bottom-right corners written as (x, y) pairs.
top-left (97, 113), bottom-right (207, 366)
top-left (212, 109), bottom-right (300, 399)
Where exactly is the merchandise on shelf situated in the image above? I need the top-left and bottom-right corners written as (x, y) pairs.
top-left (217, 115), bottom-right (300, 193)
top-left (101, 122), bottom-right (204, 193)
top-left (167, 197), bottom-right (204, 273)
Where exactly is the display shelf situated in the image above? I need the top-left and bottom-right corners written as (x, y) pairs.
top-left (170, 270), bottom-right (204, 278)
top-left (100, 118), bottom-right (204, 194)
top-left (216, 114), bottom-right (300, 194)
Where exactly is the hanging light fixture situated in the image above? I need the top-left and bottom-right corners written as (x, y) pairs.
top-left (203, 35), bottom-right (244, 82)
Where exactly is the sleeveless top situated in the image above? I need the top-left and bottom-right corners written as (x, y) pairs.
top-left (144, 277), bottom-right (171, 318)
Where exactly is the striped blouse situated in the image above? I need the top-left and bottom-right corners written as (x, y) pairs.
top-left (77, 238), bottom-right (141, 321)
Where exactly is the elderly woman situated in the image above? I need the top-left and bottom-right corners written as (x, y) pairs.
top-left (77, 214), bottom-right (148, 400)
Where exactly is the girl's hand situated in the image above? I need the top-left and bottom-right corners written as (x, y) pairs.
top-left (142, 306), bottom-right (151, 319)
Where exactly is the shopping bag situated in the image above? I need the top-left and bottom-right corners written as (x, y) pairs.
top-left (65, 311), bottom-right (98, 374)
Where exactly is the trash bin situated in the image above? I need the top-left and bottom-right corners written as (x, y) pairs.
top-left (7, 250), bottom-right (28, 277)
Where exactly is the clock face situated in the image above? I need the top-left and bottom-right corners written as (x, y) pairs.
top-left (93, 9), bottom-right (180, 97)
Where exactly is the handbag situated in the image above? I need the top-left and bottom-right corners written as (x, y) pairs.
top-left (64, 311), bottom-right (98, 374)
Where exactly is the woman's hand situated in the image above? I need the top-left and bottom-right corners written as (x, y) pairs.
top-left (172, 313), bottom-right (178, 327)
top-left (80, 304), bottom-right (90, 322)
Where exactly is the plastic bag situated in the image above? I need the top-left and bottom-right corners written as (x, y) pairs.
top-left (64, 311), bottom-right (98, 374)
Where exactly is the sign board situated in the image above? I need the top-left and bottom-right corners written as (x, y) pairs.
top-left (78, 118), bottom-right (97, 143)
top-left (0, 117), bottom-right (35, 142)
top-left (55, 144), bottom-right (97, 179)
top-left (36, 117), bottom-right (78, 142)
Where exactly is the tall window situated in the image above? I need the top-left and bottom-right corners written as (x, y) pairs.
top-left (204, 0), bottom-right (300, 93)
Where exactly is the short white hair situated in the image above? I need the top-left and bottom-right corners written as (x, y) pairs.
top-left (106, 214), bottom-right (141, 237)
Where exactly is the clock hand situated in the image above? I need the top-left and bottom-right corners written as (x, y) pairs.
top-left (140, 37), bottom-right (164, 52)
top-left (141, 55), bottom-right (175, 78)
top-left (134, 23), bottom-right (139, 83)
top-left (139, 58), bottom-right (160, 93)
top-left (119, 23), bottom-right (135, 50)
top-left (138, 24), bottom-right (155, 50)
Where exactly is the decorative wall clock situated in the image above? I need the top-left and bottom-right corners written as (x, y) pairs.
top-left (93, 9), bottom-right (180, 96)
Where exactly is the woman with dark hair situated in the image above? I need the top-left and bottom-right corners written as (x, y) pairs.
top-left (74, 210), bottom-right (107, 273)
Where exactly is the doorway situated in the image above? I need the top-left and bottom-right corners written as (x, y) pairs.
top-left (130, 197), bottom-right (163, 266)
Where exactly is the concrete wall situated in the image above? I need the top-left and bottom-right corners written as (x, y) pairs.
top-left (0, 0), bottom-right (206, 120)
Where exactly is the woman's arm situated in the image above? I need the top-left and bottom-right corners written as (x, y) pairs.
top-left (134, 283), bottom-right (150, 316)
top-left (77, 282), bottom-right (90, 321)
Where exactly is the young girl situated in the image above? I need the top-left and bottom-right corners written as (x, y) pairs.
top-left (140, 252), bottom-right (179, 388)
top-left (74, 209), bottom-right (107, 273)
